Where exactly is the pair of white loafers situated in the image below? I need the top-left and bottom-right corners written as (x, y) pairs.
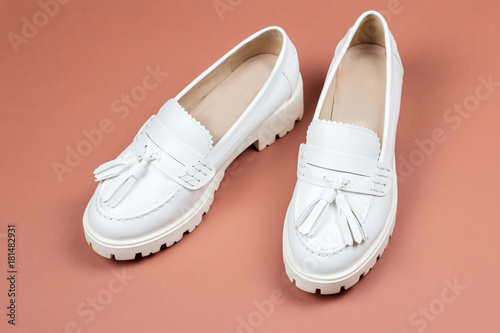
top-left (83, 10), bottom-right (403, 294)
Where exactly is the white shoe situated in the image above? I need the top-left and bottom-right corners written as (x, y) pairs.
top-left (84, 27), bottom-right (303, 260)
top-left (282, 11), bottom-right (403, 294)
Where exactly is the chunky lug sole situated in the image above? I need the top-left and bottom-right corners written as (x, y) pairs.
top-left (83, 75), bottom-right (304, 260)
top-left (283, 170), bottom-right (397, 294)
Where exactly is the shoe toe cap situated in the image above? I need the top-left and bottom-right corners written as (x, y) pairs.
top-left (285, 191), bottom-right (394, 277)
top-left (84, 179), bottom-right (200, 241)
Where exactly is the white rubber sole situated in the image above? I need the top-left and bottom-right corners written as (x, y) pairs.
top-left (83, 75), bottom-right (304, 260)
top-left (283, 170), bottom-right (398, 294)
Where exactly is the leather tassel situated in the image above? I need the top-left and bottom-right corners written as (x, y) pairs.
top-left (337, 211), bottom-right (354, 246)
top-left (337, 192), bottom-right (367, 244)
top-left (101, 159), bottom-right (149, 208)
top-left (94, 156), bottom-right (137, 181)
top-left (297, 187), bottom-right (337, 237)
top-left (295, 184), bottom-right (367, 246)
top-left (297, 199), bottom-right (328, 236)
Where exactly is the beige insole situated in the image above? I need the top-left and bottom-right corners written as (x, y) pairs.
top-left (189, 53), bottom-right (278, 143)
top-left (321, 44), bottom-right (386, 140)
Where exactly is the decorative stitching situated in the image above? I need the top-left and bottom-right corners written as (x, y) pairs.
top-left (375, 165), bottom-right (390, 178)
top-left (178, 161), bottom-right (214, 187)
top-left (371, 181), bottom-right (387, 193)
top-left (296, 145), bottom-right (308, 177)
top-left (96, 184), bottom-right (183, 222)
top-left (296, 227), bottom-right (349, 257)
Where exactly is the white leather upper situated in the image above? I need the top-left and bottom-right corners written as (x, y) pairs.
top-left (284, 11), bottom-right (403, 276)
top-left (87, 26), bottom-right (300, 240)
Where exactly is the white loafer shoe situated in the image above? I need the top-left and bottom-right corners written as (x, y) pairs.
top-left (84, 27), bottom-right (303, 260)
top-left (283, 11), bottom-right (403, 294)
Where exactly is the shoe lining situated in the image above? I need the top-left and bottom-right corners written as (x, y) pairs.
top-left (179, 30), bottom-right (283, 144)
top-left (189, 53), bottom-right (278, 143)
top-left (319, 14), bottom-right (387, 141)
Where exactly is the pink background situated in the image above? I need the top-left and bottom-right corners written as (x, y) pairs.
top-left (1, 0), bottom-right (499, 332)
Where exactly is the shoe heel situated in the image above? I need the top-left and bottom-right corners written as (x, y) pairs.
top-left (253, 75), bottom-right (304, 151)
